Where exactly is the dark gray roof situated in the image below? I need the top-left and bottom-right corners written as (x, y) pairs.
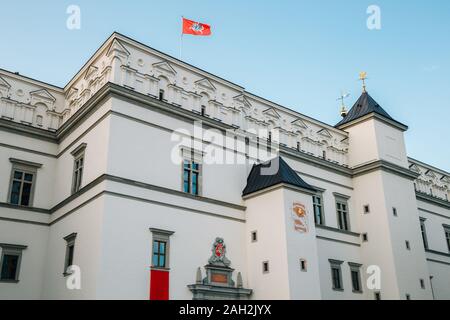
top-left (335, 91), bottom-right (404, 128)
top-left (242, 157), bottom-right (316, 196)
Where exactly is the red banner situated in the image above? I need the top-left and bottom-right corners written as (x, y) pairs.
top-left (182, 18), bottom-right (211, 36)
top-left (149, 269), bottom-right (169, 300)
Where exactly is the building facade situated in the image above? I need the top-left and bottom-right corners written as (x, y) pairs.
top-left (0, 33), bottom-right (449, 300)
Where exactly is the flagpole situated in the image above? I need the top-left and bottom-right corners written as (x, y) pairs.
top-left (180, 34), bottom-right (183, 60)
top-left (180, 16), bottom-right (184, 60)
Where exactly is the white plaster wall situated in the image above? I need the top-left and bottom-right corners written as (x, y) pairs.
top-left (41, 195), bottom-right (105, 299)
top-left (0, 220), bottom-right (48, 299)
top-left (108, 97), bottom-right (248, 205)
top-left (344, 119), bottom-right (379, 167)
top-left (0, 136), bottom-right (57, 209)
top-left (427, 260), bottom-right (450, 300)
top-left (244, 189), bottom-right (291, 299)
top-left (316, 238), bottom-right (365, 300)
top-left (283, 188), bottom-right (322, 299)
top-left (380, 171), bottom-right (433, 299)
top-left (95, 192), bottom-right (247, 300)
top-left (52, 99), bottom-right (111, 205)
top-left (374, 120), bottom-right (408, 168)
top-left (352, 171), bottom-right (401, 299)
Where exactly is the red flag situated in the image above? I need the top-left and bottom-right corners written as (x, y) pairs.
top-left (182, 18), bottom-right (211, 36)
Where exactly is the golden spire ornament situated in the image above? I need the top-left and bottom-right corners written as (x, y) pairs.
top-left (359, 71), bottom-right (368, 93)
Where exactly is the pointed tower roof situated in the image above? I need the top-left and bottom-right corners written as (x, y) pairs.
top-left (335, 91), bottom-right (407, 130)
top-left (242, 157), bottom-right (316, 197)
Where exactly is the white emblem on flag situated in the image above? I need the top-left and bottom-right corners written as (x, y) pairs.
top-left (191, 22), bottom-right (204, 34)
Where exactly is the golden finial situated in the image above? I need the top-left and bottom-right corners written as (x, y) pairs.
top-left (359, 71), bottom-right (368, 93)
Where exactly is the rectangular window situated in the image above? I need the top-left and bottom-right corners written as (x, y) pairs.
top-left (71, 144), bottom-right (86, 194)
top-left (406, 294), bottom-right (411, 300)
top-left (64, 233), bottom-right (77, 275)
top-left (300, 259), bottom-right (307, 272)
top-left (262, 261), bottom-right (270, 273)
top-left (313, 193), bottom-right (325, 225)
top-left (150, 228), bottom-right (174, 269)
top-left (329, 259), bottom-right (343, 291)
top-left (0, 244), bottom-right (26, 282)
top-left (444, 226), bottom-right (450, 252)
top-left (336, 199), bottom-right (350, 231)
top-left (406, 240), bottom-right (411, 250)
top-left (374, 292), bottom-right (381, 300)
top-left (251, 231), bottom-right (258, 242)
top-left (349, 262), bottom-right (363, 293)
top-left (183, 160), bottom-right (201, 196)
top-left (393, 207), bottom-right (398, 217)
top-left (420, 218), bottom-right (428, 249)
top-left (152, 240), bottom-right (167, 268)
top-left (362, 233), bottom-right (368, 242)
top-left (149, 228), bottom-right (174, 300)
top-left (363, 205), bottom-right (370, 214)
top-left (8, 158), bottom-right (41, 207)
top-left (420, 279), bottom-right (425, 289)
top-left (159, 89), bottom-right (164, 101)
top-left (9, 170), bottom-right (34, 206)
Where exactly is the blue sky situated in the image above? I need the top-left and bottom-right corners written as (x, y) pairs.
top-left (1, 1), bottom-right (449, 171)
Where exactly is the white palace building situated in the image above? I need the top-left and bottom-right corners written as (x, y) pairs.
top-left (0, 33), bottom-right (449, 300)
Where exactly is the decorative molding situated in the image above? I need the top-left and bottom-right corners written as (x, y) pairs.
top-left (9, 158), bottom-right (43, 168)
top-left (152, 61), bottom-right (177, 75)
top-left (352, 159), bottom-right (420, 180)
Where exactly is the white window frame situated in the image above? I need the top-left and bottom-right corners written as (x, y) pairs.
top-left (348, 262), bottom-right (363, 293)
top-left (313, 192), bottom-right (325, 226)
top-left (0, 243), bottom-right (27, 282)
top-left (7, 158), bottom-right (42, 207)
top-left (150, 228), bottom-right (174, 270)
top-left (181, 147), bottom-right (203, 196)
top-left (334, 193), bottom-right (351, 231)
top-left (329, 259), bottom-right (344, 291)
top-left (71, 143), bottom-right (86, 194)
top-left (63, 233), bottom-right (77, 276)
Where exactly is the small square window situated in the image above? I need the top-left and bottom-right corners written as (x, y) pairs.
top-left (363, 205), bottom-right (370, 214)
top-left (300, 259), bottom-right (307, 272)
top-left (420, 279), bottom-right (425, 289)
top-left (362, 233), bottom-right (368, 242)
top-left (406, 241), bottom-right (411, 250)
top-left (406, 294), bottom-right (411, 300)
top-left (262, 261), bottom-right (269, 274)
top-left (251, 231), bottom-right (257, 242)
top-left (393, 207), bottom-right (398, 217)
top-left (374, 292), bottom-right (381, 300)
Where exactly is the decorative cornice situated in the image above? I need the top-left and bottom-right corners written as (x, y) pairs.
top-left (416, 192), bottom-right (450, 209)
top-left (242, 182), bottom-right (317, 200)
top-left (9, 158), bottom-right (43, 168)
top-left (0, 118), bottom-right (57, 142)
top-left (337, 112), bottom-right (409, 132)
top-left (352, 159), bottom-right (419, 180)
top-left (315, 224), bottom-right (360, 237)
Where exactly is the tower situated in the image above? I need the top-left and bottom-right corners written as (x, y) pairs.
top-left (243, 157), bottom-right (322, 299)
top-left (335, 75), bottom-right (433, 299)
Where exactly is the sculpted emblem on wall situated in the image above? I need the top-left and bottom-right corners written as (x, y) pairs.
top-left (292, 202), bottom-right (308, 233)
